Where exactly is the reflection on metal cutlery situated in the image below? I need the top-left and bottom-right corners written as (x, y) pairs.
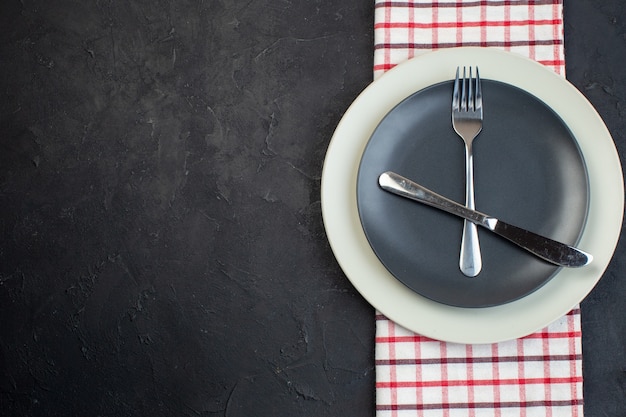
top-left (378, 171), bottom-right (592, 268)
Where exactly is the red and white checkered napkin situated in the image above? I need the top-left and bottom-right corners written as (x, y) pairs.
top-left (373, 1), bottom-right (583, 416)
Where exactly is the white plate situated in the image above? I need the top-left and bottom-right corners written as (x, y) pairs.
top-left (321, 47), bottom-right (624, 344)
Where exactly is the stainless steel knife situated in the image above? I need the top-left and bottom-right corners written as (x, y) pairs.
top-left (378, 171), bottom-right (592, 268)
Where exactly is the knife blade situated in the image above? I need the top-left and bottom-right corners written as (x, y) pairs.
top-left (378, 171), bottom-right (592, 268)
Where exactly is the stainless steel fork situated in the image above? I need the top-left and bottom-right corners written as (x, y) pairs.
top-left (452, 67), bottom-right (483, 277)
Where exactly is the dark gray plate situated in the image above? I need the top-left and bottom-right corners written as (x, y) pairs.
top-left (357, 80), bottom-right (589, 308)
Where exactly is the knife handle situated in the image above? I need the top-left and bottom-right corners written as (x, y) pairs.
top-left (378, 171), bottom-right (494, 228)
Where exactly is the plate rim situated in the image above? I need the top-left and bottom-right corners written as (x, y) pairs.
top-left (321, 47), bottom-right (624, 344)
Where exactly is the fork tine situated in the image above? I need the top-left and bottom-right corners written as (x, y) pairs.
top-left (475, 67), bottom-right (482, 112)
top-left (460, 67), bottom-right (467, 112)
top-left (452, 67), bottom-right (460, 111)
top-left (468, 67), bottom-right (474, 111)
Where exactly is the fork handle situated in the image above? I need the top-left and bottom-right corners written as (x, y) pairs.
top-left (460, 143), bottom-right (482, 277)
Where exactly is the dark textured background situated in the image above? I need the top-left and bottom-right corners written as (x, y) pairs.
top-left (0, 1), bottom-right (624, 416)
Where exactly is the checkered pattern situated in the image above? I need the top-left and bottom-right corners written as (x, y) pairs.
top-left (376, 311), bottom-right (583, 416)
top-left (374, 0), bottom-right (565, 79)
top-left (373, 1), bottom-right (584, 416)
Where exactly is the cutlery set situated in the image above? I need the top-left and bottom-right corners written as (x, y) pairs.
top-left (378, 67), bottom-right (592, 271)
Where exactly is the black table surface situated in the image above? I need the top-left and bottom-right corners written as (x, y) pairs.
top-left (1, 1), bottom-right (624, 416)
